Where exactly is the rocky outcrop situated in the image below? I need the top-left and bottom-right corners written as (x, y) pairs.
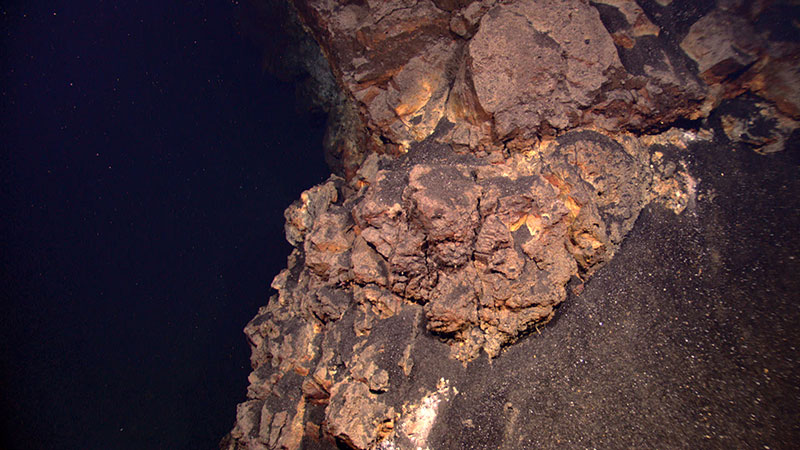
top-left (224, 0), bottom-right (799, 448)
top-left (221, 128), bottom-right (702, 448)
top-left (290, 0), bottom-right (712, 153)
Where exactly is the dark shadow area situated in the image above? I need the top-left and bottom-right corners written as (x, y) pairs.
top-left (1, 1), bottom-right (329, 448)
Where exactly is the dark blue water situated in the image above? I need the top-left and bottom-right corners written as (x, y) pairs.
top-left (1, 1), bottom-right (329, 448)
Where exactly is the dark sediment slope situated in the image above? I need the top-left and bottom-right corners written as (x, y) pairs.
top-left (429, 133), bottom-right (800, 449)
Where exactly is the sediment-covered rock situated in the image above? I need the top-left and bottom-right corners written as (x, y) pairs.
top-left (223, 127), bottom-right (702, 449)
top-left (224, 0), bottom-right (799, 448)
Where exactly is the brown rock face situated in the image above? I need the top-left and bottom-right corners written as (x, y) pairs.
top-left (680, 9), bottom-right (760, 84)
top-left (292, 0), bottom-right (461, 149)
top-left (469, 0), bottom-right (622, 137)
top-left (289, 0), bottom-right (726, 154)
top-left (224, 0), bottom-right (799, 448)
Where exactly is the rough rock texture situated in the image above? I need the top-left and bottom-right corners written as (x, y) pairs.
top-left (224, 0), bottom-right (799, 448)
top-left (469, 0), bottom-right (624, 136)
top-left (290, 0), bottom-right (714, 156)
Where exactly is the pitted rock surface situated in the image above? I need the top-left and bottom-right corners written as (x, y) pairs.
top-left (469, 0), bottom-right (623, 137)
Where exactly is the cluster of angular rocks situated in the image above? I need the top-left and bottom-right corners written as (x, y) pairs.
top-left (223, 0), bottom-right (798, 448)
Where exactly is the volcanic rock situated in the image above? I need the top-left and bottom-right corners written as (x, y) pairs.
top-left (468, 0), bottom-right (623, 137)
top-left (223, 1), bottom-right (800, 449)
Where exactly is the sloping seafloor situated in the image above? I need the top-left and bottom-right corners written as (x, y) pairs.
top-left (425, 129), bottom-right (800, 449)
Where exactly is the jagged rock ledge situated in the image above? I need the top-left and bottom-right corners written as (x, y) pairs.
top-left (223, 0), bottom-right (798, 448)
